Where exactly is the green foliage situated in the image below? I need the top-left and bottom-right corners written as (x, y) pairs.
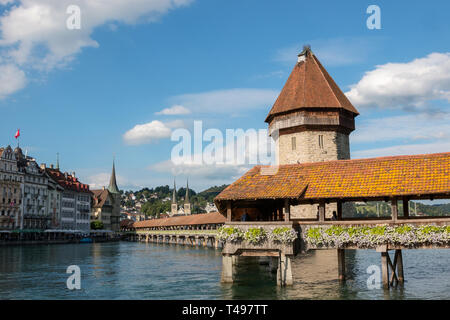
top-left (90, 220), bottom-right (104, 230)
top-left (244, 227), bottom-right (267, 244)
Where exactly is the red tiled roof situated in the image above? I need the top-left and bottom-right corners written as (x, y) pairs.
top-left (45, 168), bottom-right (91, 193)
top-left (215, 152), bottom-right (450, 202)
top-left (133, 212), bottom-right (225, 229)
top-left (91, 189), bottom-right (111, 208)
top-left (265, 49), bottom-right (359, 123)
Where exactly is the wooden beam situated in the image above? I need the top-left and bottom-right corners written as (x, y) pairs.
top-left (403, 199), bottom-right (409, 218)
top-left (391, 199), bottom-right (398, 222)
top-left (337, 201), bottom-right (343, 220)
top-left (226, 201), bottom-right (232, 222)
top-left (284, 199), bottom-right (290, 222)
top-left (337, 249), bottom-right (345, 281)
top-left (395, 249), bottom-right (404, 283)
top-left (381, 252), bottom-right (389, 289)
top-left (318, 202), bottom-right (325, 222)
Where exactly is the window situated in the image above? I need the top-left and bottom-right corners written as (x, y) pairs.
top-left (291, 136), bottom-right (296, 151)
top-left (318, 135), bottom-right (324, 149)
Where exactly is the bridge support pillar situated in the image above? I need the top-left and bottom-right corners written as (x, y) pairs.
top-left (337, 249), bottom-right (346, 281)
top-left (277, 254), bottom-right (293, 286)
top-left (221, 255), bottom-right (234, 283)
top-left (378, 246), bottom-right (404, 289)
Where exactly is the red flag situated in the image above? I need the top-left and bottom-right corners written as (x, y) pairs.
top-left (14, 129), bottom-right (20, 139)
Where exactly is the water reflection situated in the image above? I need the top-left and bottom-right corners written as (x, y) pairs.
top-left (0, 243), bottom-right (449, 299)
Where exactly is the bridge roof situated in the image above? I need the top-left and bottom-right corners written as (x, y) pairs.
top-left (133, 212), bottom-right (225, 229)
top-left (215, 152), bottom-right (450, 204)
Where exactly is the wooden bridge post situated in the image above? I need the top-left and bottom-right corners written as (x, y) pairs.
top-left (381, 251), bottom-right (390, 289)
top-left (402, 199), bottom-right (410, 218)
top-left (395, 249), bottom-right (404, 283)
top-left (226, 201), bottom-right (232, 222)
top-left (337, 248), bottom-right (346, 281)
top-left (318, 202), bottom-right (325, 222)
top-left (284, 199), bottom-right (290, 222)
top-left (391, 199), bottom-right (398, 222)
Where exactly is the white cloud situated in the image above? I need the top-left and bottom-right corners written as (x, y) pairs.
top-left (0, 64), bottom-right (26, 98)
top-left (151, 160), bottom-right (250, 181)
top-left (169, 88), bottom-right (278, 114)
top-left (352, 112), bottom-right (450, 144)
top-left (155, 104), bottom-right (191, 115)
top-left (0, 0), bottom-right (194, 97)
top-left (123, 119), bottom-right (184, 145)
top-left (346, 52), bottom-right (450, 110)
top-left (86, 172), bottom-right (128, 190)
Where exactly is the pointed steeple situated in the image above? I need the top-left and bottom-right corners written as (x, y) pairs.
top-left (184, 179), bottom-right (190, 204)
top-left (108, 159), bottom-right (120, 194)
top-left (171, 179), bottom-right (178, 215)
top-left (56, 152), bottom-right (60, 170)
top-left (172, 179), bottom-right (177, 203)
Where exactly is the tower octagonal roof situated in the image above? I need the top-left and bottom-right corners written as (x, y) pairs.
top-left (265, 47), bottom-right (359, 123)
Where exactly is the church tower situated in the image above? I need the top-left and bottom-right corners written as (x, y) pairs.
top-left (171, 180), bottom-right (178, 216)
top-left (266, 46), bottom-right (359, 165)
top-left (183, 180), bottom-right (191, 215)
top-left (107, 159), bottom-right (121, 232)
top-left (266, 46), bottom-right (359, 218)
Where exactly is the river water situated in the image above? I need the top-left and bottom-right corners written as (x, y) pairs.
top-left (0, 242), bottom-right (449, 299)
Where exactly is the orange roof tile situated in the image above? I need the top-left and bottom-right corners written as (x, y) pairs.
top-left (215, 152), bottom-right (450, 202)
top-left (133, 212), bottom-right (225, 229)
top-left (265, 48), bottom-right (359, 123)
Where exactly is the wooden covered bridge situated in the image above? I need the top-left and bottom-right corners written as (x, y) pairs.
top-left (214, 152), bottom-right (450, 287)
top-left (125, 212), bottom-right (226, 248)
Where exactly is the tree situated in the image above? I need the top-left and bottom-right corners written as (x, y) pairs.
top-left (91, 220), bottom-right (104, 230)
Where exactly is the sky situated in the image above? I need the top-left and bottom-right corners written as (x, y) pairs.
top-left (0, 0), bottom-right (449, 192)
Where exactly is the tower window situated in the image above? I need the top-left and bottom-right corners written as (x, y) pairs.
top-left (291, 136), bottom-right (296, 151)
top-left (318, 135), bottom-right (324, 149)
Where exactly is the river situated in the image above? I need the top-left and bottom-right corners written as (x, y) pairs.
top-left (0, 242), bottom-right (449, 299)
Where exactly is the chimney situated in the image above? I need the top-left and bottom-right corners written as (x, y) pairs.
top-left (40, 163), bottom-right (46, 170)
top-left (72, 171), bottom-right (76, 177)
top-left (50, 164), bottom-right (54, 169)
top-left (102, 186), bottom-right (105, 190)
top-left (64, 172), bottom-right (68, 179)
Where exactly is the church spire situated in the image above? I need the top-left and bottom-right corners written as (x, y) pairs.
top-left (171, 179), bottom-right (178, 215)
top-left (184, 179), bottom-right (189, 203)
top-left (108, 158), bottom-right (120, 194)
top-left (172, 179), bottom-right (177, 203)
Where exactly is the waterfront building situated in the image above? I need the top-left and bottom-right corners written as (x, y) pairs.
top-left (0, 146), bottom-right (23, 230)
top-left (91, 188), bottom-right (114, 230)
top-left (45, 168), bottom-right (91, 231)
top-left (42, 164), bottom-right (64, 229)
top-left (265, 46), bottom-right (359, 218)
top-left (15, 148), bottom-right (49, 230)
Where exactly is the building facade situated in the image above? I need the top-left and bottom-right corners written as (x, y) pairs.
top-left (0, 146), bottom-right (23, 230)
top-left (15, 149), bottom-right (50, 230)
top-left (46, 168), bottom-right (91, 231)
top-left (44, 166), bottom-right (63, 229)
top-left (265, 47), bottom-right (359, 218)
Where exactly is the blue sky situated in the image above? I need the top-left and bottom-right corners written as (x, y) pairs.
top-left (0, 0), bottom-right (449, 191)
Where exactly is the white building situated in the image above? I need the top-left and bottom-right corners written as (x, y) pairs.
top-left (0, 146), bottom-right (23, 230)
